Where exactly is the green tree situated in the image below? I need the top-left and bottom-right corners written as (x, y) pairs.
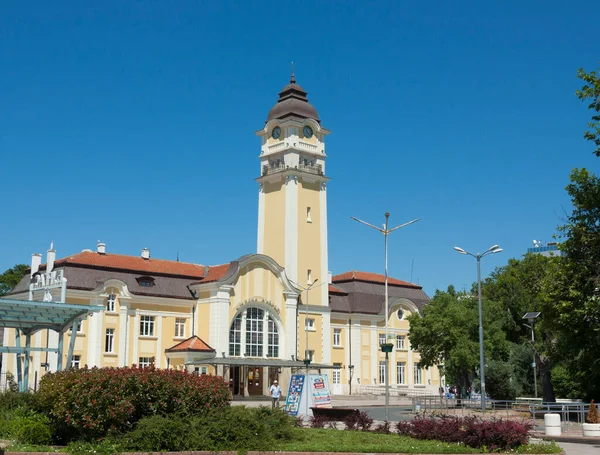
top-left (0, 264), bottom-right (28, 296)
top-left (483, 254), bottom-right (559, 401)
top-left (551, 168), bottom-right (600, 400)
top-left (408, 287), bottom-right (509, 393)
top-left (577, 64), bottom-right (600, 156)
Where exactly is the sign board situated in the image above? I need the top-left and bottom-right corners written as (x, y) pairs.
top-left (284, 373), bottom-right (331, 416)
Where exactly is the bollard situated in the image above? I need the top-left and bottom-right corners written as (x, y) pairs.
top-left (544, 413), bottom-right (561, 436)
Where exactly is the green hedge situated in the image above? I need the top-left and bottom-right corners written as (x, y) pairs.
top-left (36, 366), bottom-right (231, 441)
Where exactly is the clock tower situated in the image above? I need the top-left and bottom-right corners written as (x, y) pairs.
top-left (256, 72), bottom-right (330, 310)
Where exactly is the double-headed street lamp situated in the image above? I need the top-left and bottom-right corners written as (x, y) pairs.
top-left (352, 212), bottom-right (421, 422)
top-left (453, 244), bottom-right (503, 414)
top-left (522, 311), bottom-right (541, 398)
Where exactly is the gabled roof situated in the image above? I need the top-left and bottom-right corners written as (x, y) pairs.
top-left (330, 270), bottom-right (430, 315)
top-left (42, 251), bottom-right (208, 279)
top-left (165, 336), bottom-right (215, 353)
top-left (332, 271), bottom-right (421, 289)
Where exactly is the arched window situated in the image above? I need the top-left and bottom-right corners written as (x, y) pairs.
top-left (229, 307), bottom-right (279, 358)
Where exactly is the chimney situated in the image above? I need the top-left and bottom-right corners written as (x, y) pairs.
top-left (47, 242), bottom-right (56, 273)
top-left (97, 241), bottom-right (106, 254)
top-left (31, 253), bottom-right (42, 277)
top-left (141, 248), bottom-right (150, 260)
top-left (328, 271), bottom-right (333, 284)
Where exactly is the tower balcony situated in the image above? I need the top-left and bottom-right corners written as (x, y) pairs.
top-left (262, 162), bottom-right (324, 177)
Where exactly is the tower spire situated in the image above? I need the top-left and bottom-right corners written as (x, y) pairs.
top-left (290, 61), bottom-right (296, 84)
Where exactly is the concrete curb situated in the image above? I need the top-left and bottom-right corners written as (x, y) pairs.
top-left (532, 432), bottom-right (600, 445)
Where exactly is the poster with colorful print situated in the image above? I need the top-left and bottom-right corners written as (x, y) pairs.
top-left (310, 374), bottom-right (332, 408)
top-left (284, 374), bottom-right (305, 415)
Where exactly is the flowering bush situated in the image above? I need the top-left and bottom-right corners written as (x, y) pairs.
top-left (396, 415), bottom-right (532, 451)
top-left (37, 366), bottom-right (230, 440)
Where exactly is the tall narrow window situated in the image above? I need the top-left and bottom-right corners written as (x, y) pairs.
top-left (306, 207), bottom-right (312, 223)
top-left (105, 328), bottom-right (115, 353)
top-left (140, 316), bottom-right (155, 336)
top-left (379, 361), bottom-right (386, 384)
top-left (379, 333), bottom-right (386, 345)
top-left (229, 316), bottom-right (242, 356)
top-left (307, 269), bottom-right (312, 284)
top-left (414, 362), bottom-right (422, 384)
top-left (106, 293), bottom-right (116, 312)
top-left (245, 307), bottom-right (264, 357)
top-left (139, 357), bottom-right (152, 368)
top-left (333, 363), bottom-right (342, 384)
top-left (305, 318), bottom-right (315, 330)
top-left (333, 328), bottom-right (341, 346)
top-left (396, 335), bottom-right (405, 349)
top-left (397, 362), bottom-right (406, 384)
top-left (175, 318), bottom-right (185, 338)
top-left (267, 316), bottom-right (279, 358)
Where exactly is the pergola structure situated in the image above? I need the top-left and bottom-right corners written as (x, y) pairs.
top-left (0, 298), bottom-right (105, 391)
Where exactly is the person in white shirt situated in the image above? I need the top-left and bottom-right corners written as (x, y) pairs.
top-left (269, 379), bottom-right (281, 409)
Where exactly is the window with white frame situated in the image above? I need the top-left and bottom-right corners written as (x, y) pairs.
top-left (105, 328), bottom-right (115, 353)
top-left (306, 350), bottom-right (314, 361)
top-left (175, 318), bottom-right (185, 338)
top-left (414, 362), bottom-right (422, 384)
top-left (106, 293), bottom-right (116, 312)
top-left (140, 315), bottom-right (155, 336)
top-left (379, 361), bottom-right (386, 384)
top-left (229, 316), bottom-right (242, 356)
top-left (71, 355), bottom-right (81, 369)
top-left (397, 361), bottom-right (406, 384)
top-left (396, 335), bottom-right (405, 350)
top-left (305, 318), bottom-right (315, 330)
top-left (139, 357), bottom-right (152, 368)
top-left (267, 316), bottom-right (279, 358)
top-left (333, 328), bottom-right (341, 346)
top-left (333, 363), bottom-right (342, 384)
top-left (194, 366), bottom-right (208, 375)
top-left (71, 320), bottom-right (82, 333)
top-left (245, 307), bottom-right (264, 357)
top-left (306, 207), bottom-right (312, 223)
top-left (379, 333), bottom-right (386, 345)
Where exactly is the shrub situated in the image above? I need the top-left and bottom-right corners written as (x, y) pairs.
top-left (396, 415), bottom-right (532, 451)
top-left (252, 406), bottom-right (297, 440)
top-left (0, 391), bottom-right (39, 411)
top-left (373, 420), bottom-right (392, 434)
top-left (36, 366), bottom-right (230, 440)
top-left (587, 399), bottom-right (599, 423)
top-left (344, 411), bottom-right (373, 431)
top-left (15, 420), bottom-right (53, 445)
top-left (123, 415), bottom-right (189, 452)
top-left (309, 414), bottom-right (329, 428)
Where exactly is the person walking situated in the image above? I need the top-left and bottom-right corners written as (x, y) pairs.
top-left (270, 379), bottom-right (281, 409)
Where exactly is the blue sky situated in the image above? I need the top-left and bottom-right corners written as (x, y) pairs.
top-left (1, 1), bottom-right (598, 297)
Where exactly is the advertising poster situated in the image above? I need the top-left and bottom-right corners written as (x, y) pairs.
top-left (310, 374), bottom-right (332, 408)
top-left (284, 374), bottom-right (305, 416)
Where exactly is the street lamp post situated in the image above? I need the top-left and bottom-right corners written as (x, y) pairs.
top-left (292, 278), bottom-right (326, 418)
top-left (351, 212), bottom-right (420, 422)
top-left (453, 244), bottom-right (503, 414)
top-left (522, 312), bottom-right (541, 399)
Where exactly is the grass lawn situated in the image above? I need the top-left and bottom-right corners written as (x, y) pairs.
top-left (274, 428), bottom-right (562, 454)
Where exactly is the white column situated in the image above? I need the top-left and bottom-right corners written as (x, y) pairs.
top-left (257, 183), bottom-right (265, 254)
top-left (371, 322), bottom-right (377, 384)
top-left (48, 330), bottom-right (58, 372)
top-left (117, 302), bottom-right (129, 366)
top-left (87, 298), bottom-right (103, 367)
top-left (319, 182), bottom-right (329, 307)
top-left (284, 175), bottom-right (298, 283)
top-left (351, 320), bottom-right (361, 384)
top-left (132, 312), bottom-right (139, 365)
top-left (284, 292), bottom-right (298, 360)
top-left (208, 286), bottom-right (232, 357)
top-left (156, 316), bottom-right (163, 368)
top-left (262, 311), bottom-right (268, 357)
top-left (321, 311), bottom-right (331, 363)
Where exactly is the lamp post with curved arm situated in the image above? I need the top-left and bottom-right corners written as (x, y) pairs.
top-left (453, 244), bottom-right (503, 414)
top-left (351, 212), bottom-right (421, 422)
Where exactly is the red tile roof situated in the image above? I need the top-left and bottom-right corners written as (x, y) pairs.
top-left (332, 271), bottom-right (421, 289)
top-left (44, 251), bottom-right (208, 278)
top-left (165, 336), bottom-right (215, 353)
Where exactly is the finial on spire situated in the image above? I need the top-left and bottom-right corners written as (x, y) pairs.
top-left (290, 61), bottom-right (296, 84)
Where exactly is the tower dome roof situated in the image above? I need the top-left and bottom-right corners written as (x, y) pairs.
top-left (266, 71), bottom-right (320, 123)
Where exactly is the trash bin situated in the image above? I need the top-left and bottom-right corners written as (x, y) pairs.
top-left (544, 413), bottom-right (561, 436)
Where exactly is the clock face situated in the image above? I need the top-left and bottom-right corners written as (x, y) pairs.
top-left (272, 126), bottom-right (281, 139)
top-left (303, 125), bottom-right (313, 139)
